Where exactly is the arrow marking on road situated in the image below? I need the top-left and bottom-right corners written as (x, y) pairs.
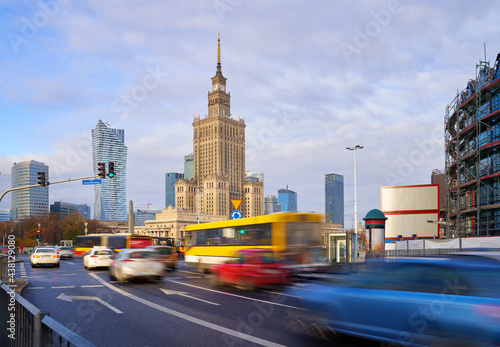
top-left (160, 288), bottom-right (220, 306)
top-left (57, 293), bottom-right (123, 313)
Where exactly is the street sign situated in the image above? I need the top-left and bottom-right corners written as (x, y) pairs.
top-left (231, 210), bottom-right (243, 219)
top-left (82, 179), bottom-right (102, 185)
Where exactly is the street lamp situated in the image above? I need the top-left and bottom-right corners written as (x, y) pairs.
top-left (346, 145), bottom-right (363, 263)
top-left (195, 186), bottom-right (203, 224)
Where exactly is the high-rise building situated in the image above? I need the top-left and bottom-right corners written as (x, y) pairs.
top-left (134, 209), bottom-right (159, 226)
top-left (0, 209), bottom-right (10, 221)
top-left (184, 154), bottom-right (194, 180)
top-left (165, 172), bottom-right (183, 208)
top-left (264, 195), bottom-right (279, 215)
top-left (11, 160), bottom-right (49, 220)
top-left (445, 53), bottom-right (500, 237)
top-left (92, 120), bottom-right (127, 221)
top-left (77, 204), bottom-right (91, 219)
top-left (50, 201), bottom-right (79, 219)
top-left (278, 187), bottom-right (297, 212)
top-left (325, 173), bottom-right (344, 226)
top-left (175, 35), bottom-right (263, 219)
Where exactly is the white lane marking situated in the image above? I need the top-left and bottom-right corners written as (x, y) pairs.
top-left (65, 262), bottom-right (75, 265)
top-left (168, 280), bottom-right (304, 311)
top-left (81, 285), bottom-right (104, 288)
top-left (160, 288), bottom-right (219, 306)
top-left (57, 293), bottom-right (123, 314)
top-left (61, 273), bottom-right (78, 276)
top-left (260, 290), bottom-right (300, 298)
top-left (52, 286), bottom-right (75, 289)
top-left (89, 273), bottom-right (285, 347)
top-left (26, 287), bottom-right (44, 290)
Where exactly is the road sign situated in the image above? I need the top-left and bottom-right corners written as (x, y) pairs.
top-left (82, 179), bottom-right (102, 185)
top-left (231, 210), bottom-right (243, 220)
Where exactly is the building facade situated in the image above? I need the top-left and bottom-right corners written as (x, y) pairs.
top-left (325, 173), bottom-right (344, 226)
top-left (77, 204), bottom-right (91, 219)
top-left (445, 53), bottom-right (500, 237)
top-left (278, 187), bottom-right (297, 212)
top-left (92, 120), bottom-right (128, 221)
top-left (50, 201), bottom-right (79, 219)
top-left (175, 36), bottom-right (263, 219)
top-left (0, 209), bottom-right (9, 221)
top-left (264, 195), bottom-right (279, 215)
top-left (165, 172), bottom-right (183, 208)
top-left (134, 209), bottom-right (159, 227)
top-left (11, 160), bottom-right (49, 220)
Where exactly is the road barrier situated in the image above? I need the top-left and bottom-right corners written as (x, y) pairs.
top-left (0, 263), bottom-right (95, 346)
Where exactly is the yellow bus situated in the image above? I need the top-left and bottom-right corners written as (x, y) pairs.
top-left (74, 233), bottom-right (152, 255)
top-left (184, 212), bottom-right (325, 272)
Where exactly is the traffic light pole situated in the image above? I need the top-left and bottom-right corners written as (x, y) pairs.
top-left (0, 175), bottom-right (101, 203)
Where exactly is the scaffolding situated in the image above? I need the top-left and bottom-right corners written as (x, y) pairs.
top-left (445, 52), bottom-right (500, 237)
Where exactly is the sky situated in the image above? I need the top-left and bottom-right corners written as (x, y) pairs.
top-left (1, 0), bottom-right (500, 228)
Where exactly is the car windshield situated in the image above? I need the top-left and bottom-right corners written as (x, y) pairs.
top-left (129, 251), bottom-right (155, 259)
top-left (154, 248), bottom-right (172, 255)
top-left (36, 249), bottom-right (55, 253)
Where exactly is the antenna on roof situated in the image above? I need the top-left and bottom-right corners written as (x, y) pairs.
top-left (484, 43), bottom-right (487, 62)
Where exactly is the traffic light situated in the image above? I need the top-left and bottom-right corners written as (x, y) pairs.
top-left (37, 172), bottom-right (46, 186)
top-left (108, 162), bottom-right (115, 178)
top-left (36, 229), bottom-right (40, 242)
top-left (97, 163), bottom-right (106, 178)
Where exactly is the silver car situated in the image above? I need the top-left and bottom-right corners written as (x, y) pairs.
top-left (55, 246), bottom-right (74, 259)
top-left (109, 249), bottom-right (164, 283)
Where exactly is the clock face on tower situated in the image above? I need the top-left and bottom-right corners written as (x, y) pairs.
top-left (213, 85), bottom-right (218, 91)
top-left (220, 85), bottom-right (225, 91)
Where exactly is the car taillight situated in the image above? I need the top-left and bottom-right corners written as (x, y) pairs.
top-left (33, 255), bottom-right (40, 258)
top-left (474, 304), bottom-right (500, 321)
top-left (122, 259), bottom-right (134, 262)
top-left (90, 255), bottom-right (98, 258)
top-left (52, 255), bottom-right (60, 258)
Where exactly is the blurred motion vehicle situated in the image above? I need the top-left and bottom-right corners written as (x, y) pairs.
top-left (55, 246), bottom-right (74, 258)
top-left (210, 249), bottom-right (292, 291)
top-left (83, 247), bottom-right (115, 269)
top-left (109, 249), bottom-right (164, 283)
top-left (75, 233), bottom-right (152, 255)
top-left (285, 254), bottom-right (500, 345)
top-left (0, 246), bottom-right (9, 254)
top-left (185, 212), bottom-right (326, 273)
top-left (30, 247), bottom-right (60, 268)
top-left (145, 245), bottom-right (177, 270)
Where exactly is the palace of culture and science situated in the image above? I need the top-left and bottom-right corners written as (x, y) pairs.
top-left (174, 36), bottom-right (264, 219)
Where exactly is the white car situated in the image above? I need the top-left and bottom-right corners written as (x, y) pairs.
top-left (109, 249), bottom-right (164, 283)
top-left (83, 248), bottom-right (115, 269)
top-left (30, 247), bottom-right (60, 268)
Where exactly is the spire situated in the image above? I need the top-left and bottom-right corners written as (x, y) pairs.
top-left (217, 33), bottom-right (221, 72)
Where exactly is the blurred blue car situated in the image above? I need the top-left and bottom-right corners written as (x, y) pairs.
top-left (285, 254), bottom-right (500, 346)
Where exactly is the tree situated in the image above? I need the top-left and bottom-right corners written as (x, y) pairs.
top-left (60, 212), bottom-right (85, 241)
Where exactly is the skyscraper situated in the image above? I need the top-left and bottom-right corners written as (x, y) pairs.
top-left (175, 35), bottom-right (263, 218)
top-left (11, 160), bottom-right (48, 220)
top-left (325, 173), bottom-right (344, 226)
top-left (184, 154), bottom-right (194, 180)
top-left (264, 195), bottom-right (279, 215)
top-left (92, 120), bottom-right (127, 221)
top-left (278, 187), bottom-right (297, 212)
top-left (165, 172), bottom-right (183, 208)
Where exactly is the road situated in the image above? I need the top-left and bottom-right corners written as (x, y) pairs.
top-left (13, 255), bottom-right (376, 347)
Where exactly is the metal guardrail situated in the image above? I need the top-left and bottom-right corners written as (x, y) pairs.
top-left (366, 248), bottom-right (500, 259)
top-left (0, 258), bottom-right (96, 347)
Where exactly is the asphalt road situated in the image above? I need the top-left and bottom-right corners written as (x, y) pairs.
top-left (13, 255), bottom-right (376, 347)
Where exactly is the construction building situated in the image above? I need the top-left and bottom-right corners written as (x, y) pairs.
top-left (445, 52), bottom-right (500, 237)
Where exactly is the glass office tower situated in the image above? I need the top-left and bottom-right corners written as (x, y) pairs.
top-left (92, 120), bottom-right (127, 221)
top-left (278, 187), bottom-right (297, 212)
top-left (325, 173), bottom-right (344, 227)
top-left (165, 172), bottom-right (184, 208)
top-left (11, 160), bottom-right (49, 220)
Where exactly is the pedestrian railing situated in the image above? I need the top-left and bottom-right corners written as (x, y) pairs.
top-left (0, 280), bottom-right (96, 347)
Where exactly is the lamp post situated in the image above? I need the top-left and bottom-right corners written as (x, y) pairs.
top-left (346, 145), bottom-right (363, 263)
top-left (84, 222), bottom-right (88, 236)
top-left (195, 186), bottom-right (203, 224)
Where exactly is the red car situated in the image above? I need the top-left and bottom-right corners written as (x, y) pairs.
top-left (210, 249), bottom-right (291, 291)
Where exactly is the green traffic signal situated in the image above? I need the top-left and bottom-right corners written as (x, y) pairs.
top-left (108, 162), bottom-right (115, 178)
